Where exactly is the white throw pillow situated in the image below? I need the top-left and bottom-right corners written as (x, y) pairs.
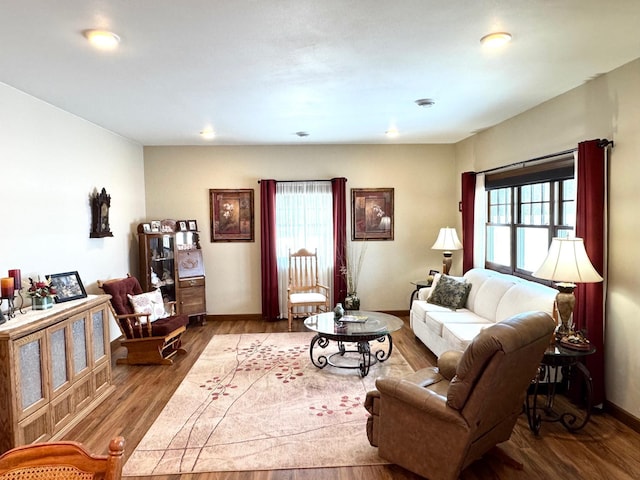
top-left (127, 289), bottom-right (169, 322)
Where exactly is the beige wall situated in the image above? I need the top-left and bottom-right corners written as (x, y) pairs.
top-left (455, 58), bottom-right (640, 420)
top-left (143, 144), bottom-right (457, 314)
top-left (0, 82), bottom-right (146, 341)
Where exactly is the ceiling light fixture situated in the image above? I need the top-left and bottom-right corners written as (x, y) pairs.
top-left (83, 29), bottom-right (121, 50)
top-left (200, 128), bottom-right (215, 140)
top-left (295, 131), bottom-right (309, 137)
top-left (415, 98), bottom-right (435, 108)
top-left (385, 128), bottom-right (399, 138)
top-left (480, 31), bottom-right (512, 48)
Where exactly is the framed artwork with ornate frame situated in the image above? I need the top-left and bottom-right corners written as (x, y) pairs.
top-left (209, 189), bottom-right (255, 242)
top-left (351, 188), bottom-right (394, 241)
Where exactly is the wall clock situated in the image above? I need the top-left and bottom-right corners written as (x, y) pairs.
top-left (90, 187), bottom-right (114, 238)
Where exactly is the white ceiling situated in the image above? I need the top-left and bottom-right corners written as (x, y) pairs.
top-left (2, 1), bottom-right (639, 146)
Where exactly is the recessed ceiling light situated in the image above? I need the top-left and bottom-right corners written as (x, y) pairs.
top-left (200, 128), bottom-right (215, 140)
top-left (480, 32), bottom-right (512, 48)
top-left (83, 29), bottom-right (121, 50)
top-left (385, 128), bottom-right (399, 138)
top-left (415, 98), bottom-right (435, 108)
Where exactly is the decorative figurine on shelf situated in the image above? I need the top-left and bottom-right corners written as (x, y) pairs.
top-left (150, 268), bottom-right (160, 287)
top-left (90, 187), bottom-right (114, 238)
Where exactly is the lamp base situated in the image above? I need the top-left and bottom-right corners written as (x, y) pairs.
top-left (442, 252), bottom-right (453, 275)
top-left (555, 283), bottom-right (576, 338)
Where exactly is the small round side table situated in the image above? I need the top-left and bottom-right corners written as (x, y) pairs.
top-left (525, 343), bottom-right (596, 434)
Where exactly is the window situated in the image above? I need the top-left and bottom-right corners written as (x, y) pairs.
top-left (275, 181), bottom-right (334, 317)
top-left (485, 158), bottom-right (575, 278)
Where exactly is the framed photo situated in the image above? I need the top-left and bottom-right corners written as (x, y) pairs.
top-left (150, 220), bottom-right (161, 233)
top-left (188, 219), bottom-right (198, 231)
top-left (210, 189), bottom-right (255, 242)
top-left (429, 269), bottom-right (440, 276)
top-left (47, 271), bottom-right (87, 303)
top-left (142, 223), bottom-right (151, 233)
top-left (351, 188), bottom-right (394, 240)
top-left (178, 220), bottom-right (188, 232)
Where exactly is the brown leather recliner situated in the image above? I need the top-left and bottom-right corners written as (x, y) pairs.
top-left (365, 311), bottom-right (555, 480)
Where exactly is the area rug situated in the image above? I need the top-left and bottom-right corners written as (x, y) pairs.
top-left (123, 331), bottom-right (414, 475)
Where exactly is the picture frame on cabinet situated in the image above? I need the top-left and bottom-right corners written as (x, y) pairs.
top-left (47, 271), bottom-right (87, 303)
top-left (178, 220), bottom-right (188, 232)
top-left (142, 223), bottom-right (151, 233)
top-left (150, 220), bottom-right (161, 233)
top-left (209, 189), bottom-right (255, 242)
top-left (188, 219), bottom-right (198, 231)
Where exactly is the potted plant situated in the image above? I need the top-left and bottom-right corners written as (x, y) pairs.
top-left (27, 277), bottom-right (57, 310)
top-left (340, 241), bottom-right (367, 310)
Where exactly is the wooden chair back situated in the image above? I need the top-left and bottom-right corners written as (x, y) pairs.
top-left (288, 248), bottom-right (322, 292)
top-left (97, 275), bottom-right (153, 338)
top-left (0, 436), bottom-right (125, 480)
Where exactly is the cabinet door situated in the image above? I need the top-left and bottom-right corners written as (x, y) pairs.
top-left (47, 322), bottom-right (71, 397)
top-left (70, 313), bottom-right (90, 378)
top-left (91, 305), bottom-right (109, 365)
top-left (145, 234), bottom-right (177, 302)
top-left (177, 278), bottom-right (206, 315)
top-left (14, 332), bottom-right (48, 420)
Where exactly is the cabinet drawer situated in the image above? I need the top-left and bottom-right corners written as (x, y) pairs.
top-left (179, 276), bottom-right (205, 288)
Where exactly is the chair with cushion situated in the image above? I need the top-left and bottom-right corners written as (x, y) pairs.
top-left (287, 248), bottom-right (330, 331)
top-left (98, 275), bottom-right (188, 365)
top-left (0, 436), bottom-right (125, 480)
top-left (365, 311), bottom-right (556, 480)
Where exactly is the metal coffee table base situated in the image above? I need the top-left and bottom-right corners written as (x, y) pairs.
top-left (309, 333), bottom-right (393, 377)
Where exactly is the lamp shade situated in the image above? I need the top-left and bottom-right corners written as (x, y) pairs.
top-left (431, 227), bottom-right (462, 252)
top-left (532, 237), bottom-right (603, 284)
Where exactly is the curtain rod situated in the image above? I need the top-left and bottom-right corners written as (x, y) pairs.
top-left (476, 139), bottom-right (613, 176)
top-left (257, 178), bottom-right (346, 184)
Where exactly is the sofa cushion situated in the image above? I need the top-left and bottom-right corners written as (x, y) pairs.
top-left (427, 275), bottom-right (471, 310)
top-left (424, 310), bottom-right (489, 337)
top-left (468, 276), bottom-right (517, 322)
top-left (441, 323), bottom-right (491, 352)
top-left (495, 282), bottom-right (556, 322)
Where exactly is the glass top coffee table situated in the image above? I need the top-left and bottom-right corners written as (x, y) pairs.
top-left (304, 310), bottom-right (404, 377)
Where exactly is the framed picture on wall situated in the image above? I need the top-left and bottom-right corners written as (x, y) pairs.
top-left (351, 188), bottom-right (394, 240)
top-left (209, 189), bottom-right (255, 242)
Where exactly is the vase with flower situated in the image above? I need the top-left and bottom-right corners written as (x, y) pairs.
top-left (340, 241), bottom-right (367, 311)
top-left (27, 277), bottom-right (57, 310)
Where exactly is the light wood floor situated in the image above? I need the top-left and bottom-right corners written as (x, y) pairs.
top-left (64, 316), bottom-right (640, 480)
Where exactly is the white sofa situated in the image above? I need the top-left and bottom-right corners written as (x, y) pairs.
top-left (410, 268), bottom-right (557, 357)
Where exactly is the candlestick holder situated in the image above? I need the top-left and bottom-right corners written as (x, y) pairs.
top-left (1, 295), bottom-right (16, 319)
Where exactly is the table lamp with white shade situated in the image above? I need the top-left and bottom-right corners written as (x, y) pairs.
top-left (431, 227), bottom-right (463, 275)
top-left (532, 237), bottom-right (603, 337)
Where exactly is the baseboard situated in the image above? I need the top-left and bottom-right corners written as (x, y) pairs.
top-left (205, 313), bottom-right (264, 322)
top-left (605, 400), bottom-right (640, 434)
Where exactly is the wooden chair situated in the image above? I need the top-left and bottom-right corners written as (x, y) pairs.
top-left (0, 436), bottom-right (125, 480)
top-left (98, 275), bottom-right (188, 365)
top-left (287, 248), bottom-right (330, 331)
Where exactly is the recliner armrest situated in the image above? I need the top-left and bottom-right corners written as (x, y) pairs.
top-left (437, 350), bottom-right (464, 380)
top-left (375, 377), bottom-right (468, 428)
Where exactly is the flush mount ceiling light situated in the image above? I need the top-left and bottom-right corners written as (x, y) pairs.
top-left (200, 128), bottom-right (215, 140)
top-left (480, 31), bottom-right (512, 48)
top-left (415, 98), bottom-right (435, 108)
top-left (83, 29), bottom-right (121, 50)
top-left (385, 127), bottom-right (399, 138)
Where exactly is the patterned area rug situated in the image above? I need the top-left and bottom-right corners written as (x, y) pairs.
top-left (123, 331), bottom-right (414, 475)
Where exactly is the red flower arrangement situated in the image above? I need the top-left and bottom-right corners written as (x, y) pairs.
top-left (27, 277), bottom-right (57, 298)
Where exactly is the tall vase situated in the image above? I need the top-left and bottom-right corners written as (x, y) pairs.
top-left (344, 293), bottom-right (360, 311)
top-left (32, 296), bottom-right (54, 310)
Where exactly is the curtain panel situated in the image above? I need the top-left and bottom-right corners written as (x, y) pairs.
top-left (260, 180), bottom-right (279, 321)
top-left (461, 172), bottom-right (476, 274)
top-left (574, 139), bottom-right (607, 406)
top-left (332, 177), bottom-right (347, 306)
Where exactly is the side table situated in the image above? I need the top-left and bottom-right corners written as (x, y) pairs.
top-left (409, 280), bottom-right (432, 308)
top-left (525, 343), bottom-right (596, 434)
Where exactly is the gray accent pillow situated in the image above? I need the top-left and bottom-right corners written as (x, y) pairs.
top-left (427, 274), bottom-right (471, 310)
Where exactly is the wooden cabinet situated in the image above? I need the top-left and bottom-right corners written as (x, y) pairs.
top-left (0, 295), bottom-right (114, 453)
top-left (139, 226), bottom-right (206, 323)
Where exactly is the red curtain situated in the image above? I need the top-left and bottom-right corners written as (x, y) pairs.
top-left (260, 180), bottom-right (279, 321)
top-left (332, 177), bottom-right (347, 306)
top-left (461, 172), bottom-right (476, 274)
top-left (574, 139), bottom-right (606, 406)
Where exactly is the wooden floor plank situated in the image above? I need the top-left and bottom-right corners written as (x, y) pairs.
top-left (63, 317), bottom-right (640, 479)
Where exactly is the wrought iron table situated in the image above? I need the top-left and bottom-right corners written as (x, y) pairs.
top-left (304, 311), bottom-right (404, 377)
top-left (525, 343), bottom-right (596, 434)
